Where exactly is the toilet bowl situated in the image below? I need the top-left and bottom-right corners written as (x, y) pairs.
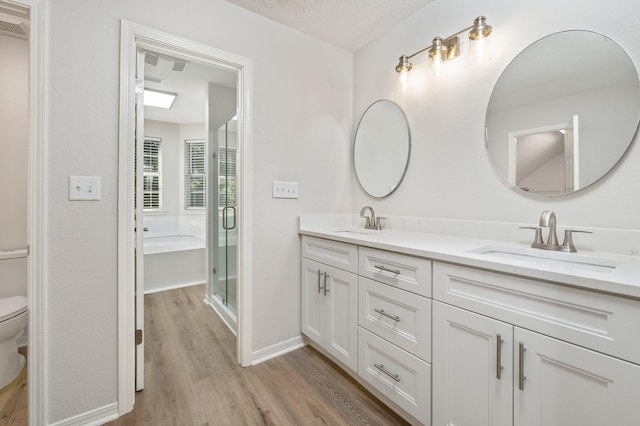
top-left (0, 296), bottom-right (27, 389)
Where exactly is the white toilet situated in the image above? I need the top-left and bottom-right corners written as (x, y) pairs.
top-left (0, 296), bottom-right (28, 389)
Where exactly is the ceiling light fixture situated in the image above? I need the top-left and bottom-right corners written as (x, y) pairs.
top-left (143, 88), bottom-right (177, 109)
top-left (394, 16), bottom-right (493, 74)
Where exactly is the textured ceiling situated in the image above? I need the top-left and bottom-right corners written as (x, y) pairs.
top-left (224, 0), bottom-right (434, 52)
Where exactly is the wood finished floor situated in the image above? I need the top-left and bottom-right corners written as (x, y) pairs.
top-left (0, 347), bottom-right (27, 425)
top-left (108, 284), bottom-right (408, 426)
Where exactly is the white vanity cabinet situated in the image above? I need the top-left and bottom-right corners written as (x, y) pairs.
top-left (514, 327), bottom-right (640, 426)
top-left (301, 236), bottom-right (358, 372)
top-left (357, 247), bottom-right (432, 425)
top-left (432, 301), bottom-right (513, 426)
top-left (433, 262), bottom-right (640, 426)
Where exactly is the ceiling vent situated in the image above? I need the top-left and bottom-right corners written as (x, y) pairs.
top-left (172, 59), bottom-right (187, 72)
top-left (144, 75), bottom-right (164, 84)
top-left (144, 51), bottom-right (159, 66)
top-left (0, 12), bottom-right (29, 40)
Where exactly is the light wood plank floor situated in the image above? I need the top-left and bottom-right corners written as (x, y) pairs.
top-left (109, 284), bottom-right (408, 425)
top-left (0, 347), bottom-right (28, 425)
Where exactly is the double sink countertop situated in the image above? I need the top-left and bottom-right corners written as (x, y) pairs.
top-left (299, 224), bottom-right (640, 299)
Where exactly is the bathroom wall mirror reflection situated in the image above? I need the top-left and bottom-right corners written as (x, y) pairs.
top-left (485, 30), bottom-right (640, 196)
top-left (354, 99), bottom-right (411, 198)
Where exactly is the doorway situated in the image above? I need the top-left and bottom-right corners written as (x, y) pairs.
top-left (0, 0), bottom-right (45, 423)
top-left (507, 115), bottom-right (580, 195)
top-left (118, 21), bottom-right (254, 415)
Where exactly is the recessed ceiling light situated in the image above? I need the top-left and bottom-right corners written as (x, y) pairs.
top-left (143, 89), bottom-right (177, 109)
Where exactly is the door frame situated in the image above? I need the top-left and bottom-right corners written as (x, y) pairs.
top-left (506, 117), bottom-right (579, 192)
top-left (5, 0), bottom-right (48, 423)
top-left (117, 20), bottom-right (253, 415)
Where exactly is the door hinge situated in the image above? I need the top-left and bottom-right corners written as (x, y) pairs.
top-left (135, 329), bottom-right (143, 345)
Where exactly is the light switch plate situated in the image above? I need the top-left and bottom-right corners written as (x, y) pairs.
top-left (272, 180), bottom-right (299, 199)
top-left (69, 176), bottom-right (101, 201)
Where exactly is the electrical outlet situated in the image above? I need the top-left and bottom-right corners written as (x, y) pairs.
top-left (272, 181), bottom-right (299, 199)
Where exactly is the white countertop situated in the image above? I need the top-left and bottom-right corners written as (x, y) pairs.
top-left (299, 225), bottom-right (640, 299)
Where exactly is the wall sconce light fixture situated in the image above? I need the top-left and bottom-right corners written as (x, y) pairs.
top-left (395, 16), bottom-right (493, 74)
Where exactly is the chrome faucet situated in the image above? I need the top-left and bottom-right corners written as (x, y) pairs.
top-left (360, 206), bottom-right (383, 230)
top-left (521, 210), bottom-right (592, 252)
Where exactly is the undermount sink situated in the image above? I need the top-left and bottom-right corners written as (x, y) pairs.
top-left (332, 228), bottom-right (380, 236)
top-left (468, 245), bottom-right (619, 273)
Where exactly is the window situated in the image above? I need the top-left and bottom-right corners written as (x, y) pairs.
top-left (185, 139), bottom-right (207, 209)
top-left (143, 137), bottom-right (162, 210)
top-left (218, 146), bottom-right (237, 207)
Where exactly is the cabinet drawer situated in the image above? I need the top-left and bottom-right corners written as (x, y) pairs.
top-left (359, 277), bottom-right (431, 362)
top-left (434, 262), bottom-right (640, 364)
top-left (302, 235), bottom-right (358, 273)
top-left (358, 327), bottom-right (430, 425)
top-left (359, 247), bottom-right (431, 297)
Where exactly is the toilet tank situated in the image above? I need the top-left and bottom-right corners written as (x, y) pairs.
top-left (0, 252), bottom-right (28, 299)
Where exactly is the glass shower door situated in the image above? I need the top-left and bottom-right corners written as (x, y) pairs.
top-left (213, 118), bottom-right (237, 316)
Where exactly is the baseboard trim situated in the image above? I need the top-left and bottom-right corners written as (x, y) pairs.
top-left (49, 402), bottom-right (118, 426)
top-left (251, 335), bottom-right (306, 366)
top-left (144, 281), bottom-right (205, 295)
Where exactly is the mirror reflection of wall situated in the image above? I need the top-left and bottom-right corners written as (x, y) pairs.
top-left (353, 100), bottom-right (411, 198)
top-left (508, 116), bottom-right (577, 195)
top-left (486, 30), bottom-right (640, 196)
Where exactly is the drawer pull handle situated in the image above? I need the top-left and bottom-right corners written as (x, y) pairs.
top-left (317, 270), bottom-right (322, 294)
top-left (519, 342), bottom-right (526, 391)
top-left (323, 271), bottom-right (329, 296)
top-left (374, 308), bottom-right (400, 322)
top-left (374, 363), bottom-right (400, 382)
top-left (496, 334), bottom-right (503, 380)
top-left (374, 265), bottom-right (401, 275)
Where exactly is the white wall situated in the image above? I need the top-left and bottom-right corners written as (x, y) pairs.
top-left (353, 0), bottom-right (640, 232)
top-left (0, 33), bottom-right (28, 303)
top-left (0, 33), bottom-right (28, 253)
top-left (45, 0), bottom-right (352, 423)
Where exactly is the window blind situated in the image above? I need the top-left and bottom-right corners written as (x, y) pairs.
top-left (185, 139), bottom-right (207, 208)
top-left (218, 147), bottom-right (237, 207)
top-left (143, 138), bottom-right (161, 210)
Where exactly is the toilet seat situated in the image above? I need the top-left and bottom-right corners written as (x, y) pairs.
top-left (0, 296), bottom-right (27, 323)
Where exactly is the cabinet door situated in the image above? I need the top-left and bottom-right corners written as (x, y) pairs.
top-left (514, 327), bottom-right (640, 426)
top-left (433, 301), bottom-right (513, 426)
top-left (301, 258), bottom-right (325, 345)
top-left (325, 265), bottom-right (358, 372)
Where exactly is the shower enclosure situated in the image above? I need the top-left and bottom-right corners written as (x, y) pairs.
top-left (207, 114), bottom-right (238, 332)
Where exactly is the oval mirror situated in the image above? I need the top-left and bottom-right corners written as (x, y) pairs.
top-left (485, 30), bottom-right (640, 196)
top-left (354, 100), bottom-right (411, 198)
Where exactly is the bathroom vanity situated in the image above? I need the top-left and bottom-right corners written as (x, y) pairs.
top-left (299, 219), bottom-right (640, 426)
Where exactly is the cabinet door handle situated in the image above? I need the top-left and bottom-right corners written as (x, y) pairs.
top-left (518, 342), bottom-right (526, 390)
top-left (323, 272), bottom-right (329, 296)
top-left (374, 264), bottom-right (401, 275)
top-left (374, 308), bottom-right (400, 322)
top-left (374, 363), bottom-right (400, 382)
top-left (496, 334), bottom-right (503, 380)
top-left (317, 269), bottom-right (322, 294)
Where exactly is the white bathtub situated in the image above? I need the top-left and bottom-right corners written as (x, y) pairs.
top-left (144, 235), bottom-right (206, 294)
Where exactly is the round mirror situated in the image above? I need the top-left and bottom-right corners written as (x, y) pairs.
top-left (485, 30), bottom-right (640, 196)
top-left (354, 100), bottom-right (411, 198)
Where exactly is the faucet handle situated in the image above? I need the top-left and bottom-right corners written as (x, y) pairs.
top-left (520, 226), bottom-right (544, 246)
top-left (375, 217), bottom-right (386, 230)
top-left (562, 229), bottom-right (593, 253)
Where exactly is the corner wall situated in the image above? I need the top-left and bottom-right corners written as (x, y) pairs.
top-left (353, 0), bottom-right (640, 235)
top-left (45, 0), bottom-right (352, 422)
